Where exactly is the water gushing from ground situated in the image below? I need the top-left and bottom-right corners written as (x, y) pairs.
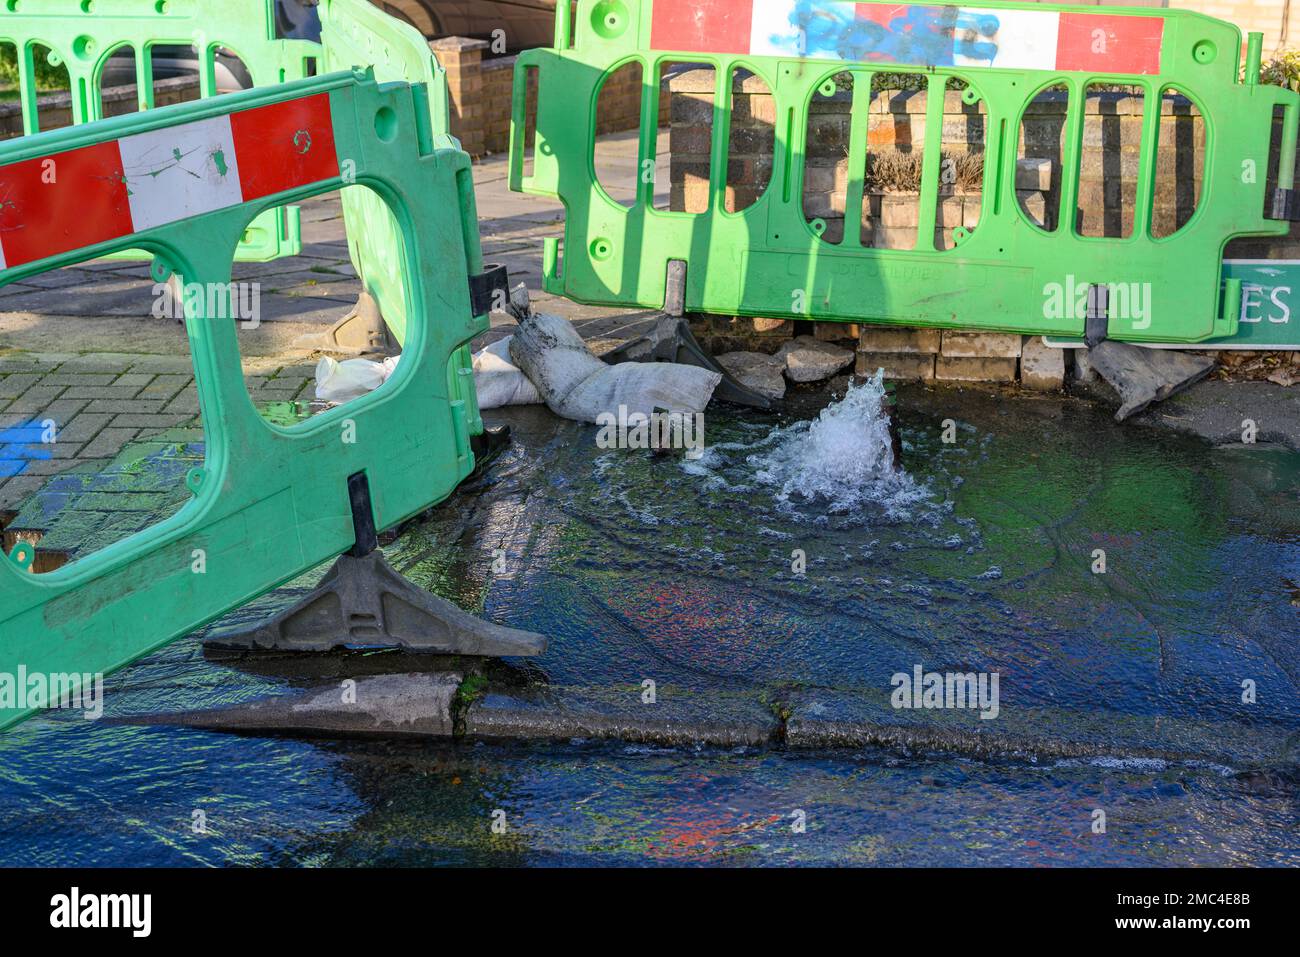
top-left (748, 371), bottom-right (931, 519)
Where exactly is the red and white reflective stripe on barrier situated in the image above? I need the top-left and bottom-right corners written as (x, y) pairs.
top-left (650, 0), bottom-right (1164, 75)
top-left (0, 92), bottom-right (339, 272)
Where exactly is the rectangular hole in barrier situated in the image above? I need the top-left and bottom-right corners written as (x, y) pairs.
top-left (593, 59), bottom-right (642, 208)
top-left (232, 185), bottom-right (401, 426)
top-left (31, 44), bottom-right (73, 133)
top-left (1077, 83), bottom-right (1144, 239)
top-left (0, 41), bottom-right (17, 123)
top-left (0, 260), bottom-right (206, 576)
top-left (934, 77), bottom-right (985, 251)
top-left (803, 70), bottom-right (853, 245)
top-left (657, 61), bottom-right (714, 212)
top-left (1151, 87), bottom-right (1204, 238)
top-left (1264, 104), bottom-right (1286, 220)
top-left (863, 73), bottom-right (924, 250)
top-left (521, 64), bottom-right (540, 180)
top-left (725, 67), bottom-right (773, 214)
top-left (1018, 83), bottom-right (1068, 231)
top-left (211, 48), bottom-right (253, 95)
top-left (150, 44), bottom-right (201, 108)
top-left (99, 45), bottom-right (142, 120)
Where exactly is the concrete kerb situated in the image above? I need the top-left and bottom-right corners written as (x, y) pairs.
top-left (117, 673), bottom-right (1300, 772)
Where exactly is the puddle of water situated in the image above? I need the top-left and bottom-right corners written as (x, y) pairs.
top-left (1, 386), bottom-right (1297, 866)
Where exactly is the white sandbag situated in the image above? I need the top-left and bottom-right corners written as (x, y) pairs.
top-left (472, 336), bottom-right (543, 409)
top-left (314, 355), bottom-right (399, 404)
top-left (509, 311), bottom-right (720, 423)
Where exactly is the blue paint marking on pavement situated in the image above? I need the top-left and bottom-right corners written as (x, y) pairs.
top-left (0, 420), bottom-right (54, 478)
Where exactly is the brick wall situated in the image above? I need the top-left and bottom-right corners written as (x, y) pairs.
top-left (676, 74), bottom-right (1207, 245)
top-left (0, 76), bottom-right (199, 139)
top-left (1176, 0), bottom-right (1292, 50)
top-left (443, 38), bottom-right (666, 158)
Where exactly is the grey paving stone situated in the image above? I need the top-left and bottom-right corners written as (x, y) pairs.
top-left (0, 475), bottom-right (45, 510)
top-left (47, 442), bottom-right (85, 460)
top-left (164, 389), bottom-right (201, 415)
top-left (138, 375), bottom-right (191, 400)
top-left (55, 354), bottom-right (140, 373)
top-left (127, 356), bottom-right (195, 374)
top-left (109, 413), bottom-right (191, 430)
top-left (12, 458), bottom-right (79, 477)
top-left (62, 385), bottom-right (146, 400)
top-left (113, 373), bottom-right (155, 388)
top-left (80, 427), bottom-right (139, 459)
top-left (36, 399), bottom-right (91, 425)
top-left (38, 373), bottom-right (117, 388)
top-left (84, 399), bottom-right (164, 415)
top-left (6, 386), bottom-right (68, 414)
top-left (57, 413), bottom-right (114, 443)
top-left (0, 374), bottom-right (40, 399)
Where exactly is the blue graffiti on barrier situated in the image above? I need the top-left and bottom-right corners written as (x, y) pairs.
top-left (778, 1), bottom-right (1001, 67)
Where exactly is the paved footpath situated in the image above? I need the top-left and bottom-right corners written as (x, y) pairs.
top-left (0, 139), bottom-right (663, 565)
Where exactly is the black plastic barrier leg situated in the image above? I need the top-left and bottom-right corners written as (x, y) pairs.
top-left (204, 474), bottom-right (546, 656)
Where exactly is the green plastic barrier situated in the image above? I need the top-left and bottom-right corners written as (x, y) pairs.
top-left (1045, 258), bottom-right (1300, 349)
top-left (1, 0), bottom-right (484, 429)
top-left (0, 68), bottom-right (491, 729)
top-left (0, 0), bottom-right (320, 260)
top-left (317, 0), bottom-right (482, 436)
top-left (511, 0), bottom-right (1300, 343)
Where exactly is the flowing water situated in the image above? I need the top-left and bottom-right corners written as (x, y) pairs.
top-left (1, 379), bottom-right (1298, 866)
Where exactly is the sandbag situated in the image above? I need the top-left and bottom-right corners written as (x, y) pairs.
top-left (315, 355), bottom-right (399, 404)
top-left (473, 336), bottom-right (543, 409)
top-left (509, 311), bottom-right (720, 423)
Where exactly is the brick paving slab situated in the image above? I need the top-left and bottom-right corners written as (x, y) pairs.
top-left (0, 475), bottom-right (44, 511)
top-left (164, 390), bottom-right (201, 415)
top-left (81, 428), bottom-right (140, 459)
top-left (85, 398), bottom-right (164, 415)
top-left (7, 386), bottom-right (68, 414)
top-left (114, 373), bottom-right (155, 388)
top-left (39, 373), bottom-right (118, 387)
top-left (110, 413), bottom-right (192, 430)
top-left (54, 353), bottom-right (141, 373)
top-left (40, 398), bottom-right (91, 421)
top-left (0, 374), bottom-right (40, 398)
top-left (139, 375), bottom-right (191, 400)
top-left (57, 413), bottom-right (115, 443)
top-left (127, 356), bottom-right (195, 374)
top-left (63, 385), bottom-right (147, 400)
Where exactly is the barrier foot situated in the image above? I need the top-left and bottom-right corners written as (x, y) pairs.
top-left (291, 291), bottom-right (398, 356)
top-left (203, 550), bottom-right (548, 655)
top-left (470, 423), bottom-right (511, 466)
top-left (602, 314), bottom-right (776, 410)
top-left (204, 471), bottom-right (545, 657)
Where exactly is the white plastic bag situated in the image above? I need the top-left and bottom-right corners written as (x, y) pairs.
top-left (314, 355), bottom-right (399, 404)
top-left (472, 336), bottom-right (543, 409)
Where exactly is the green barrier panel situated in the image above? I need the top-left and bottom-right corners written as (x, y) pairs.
top-left (1045, 259), bottom-right (1300, 349)
top-left (511, 0), bottom-right (1300, 344)
top-left (317, 0), bottom-right (482, 437)
top-left (0, 0), bottom-right (320, 260)
top-left (0, 68), bottom-right (490, 729)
